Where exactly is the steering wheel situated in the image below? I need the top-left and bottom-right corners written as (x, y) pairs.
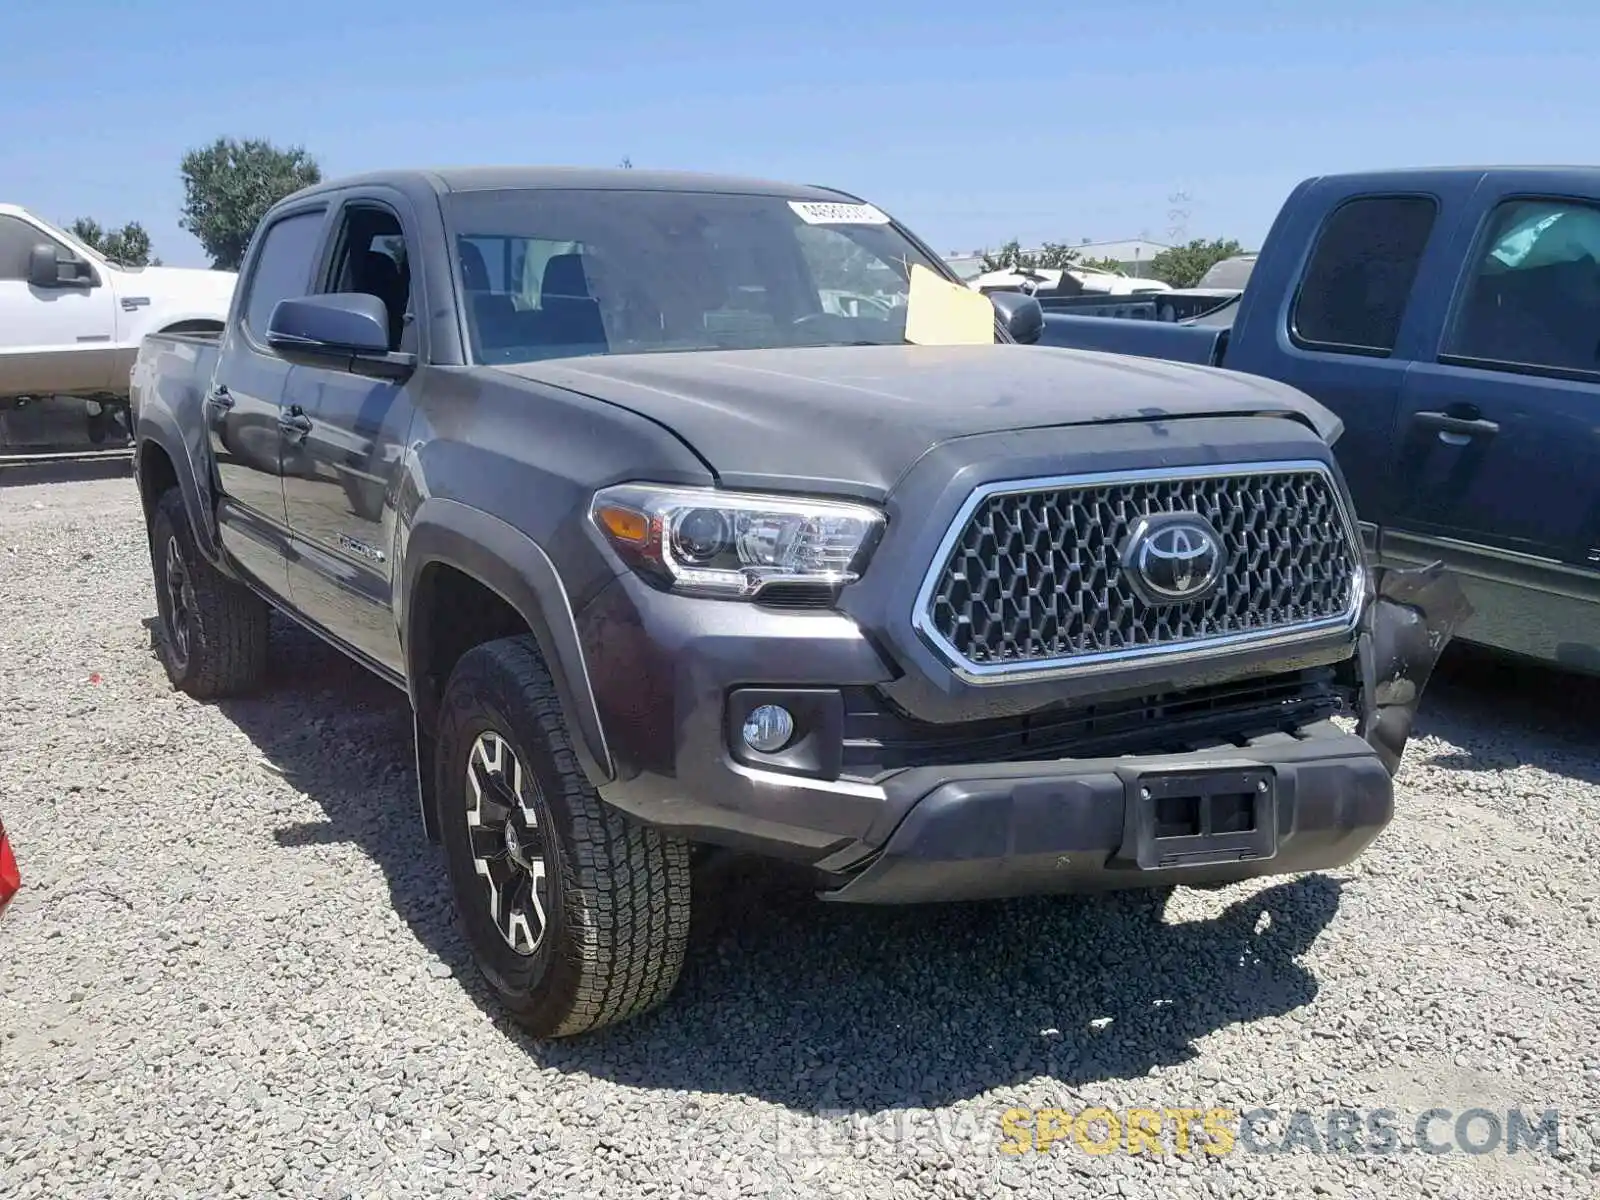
top-left (792, 312), bottom-right (838, 327)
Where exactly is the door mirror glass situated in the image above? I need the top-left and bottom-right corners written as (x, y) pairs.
top-left (267, 293), bottom-right (391, 356)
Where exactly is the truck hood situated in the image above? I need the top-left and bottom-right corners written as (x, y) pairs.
top-left (498, 343), bottom-right (1341, 499)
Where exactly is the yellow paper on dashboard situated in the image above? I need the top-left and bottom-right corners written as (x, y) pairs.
top-left (903, 263), bottom-right (996, 346)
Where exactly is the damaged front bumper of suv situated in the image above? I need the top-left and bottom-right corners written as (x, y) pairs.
top-left (820, 561), bottom-right (1472, 904)
top-left (818, 560), bottom-right (1472, 903)
top-left (586, 556), bottom-right (1471, 907)
top-left (1357, 560), bottom-right (1475, 778)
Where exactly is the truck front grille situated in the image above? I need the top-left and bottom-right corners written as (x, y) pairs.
top-left (914, 462), bottom-right (1363, 678)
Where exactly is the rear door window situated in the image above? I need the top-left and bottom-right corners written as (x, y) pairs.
top-left (1441, 198), bottom-right (1600, 378)
top-left (1291, 195), bottom-right (1438, 355)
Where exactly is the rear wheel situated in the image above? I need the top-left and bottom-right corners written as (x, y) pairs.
top-left (435, 636), bottom-right (691, 1038)
top-left (148, 487), bottom-right (270, 699)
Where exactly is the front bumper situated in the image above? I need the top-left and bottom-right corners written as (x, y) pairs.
top-left (816, 726), bottom-right (1391, 904)
top-left (579, 558), bottom-right (1469, 904)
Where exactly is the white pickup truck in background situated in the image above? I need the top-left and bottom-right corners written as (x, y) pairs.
top-left (0, 204), bottom-right (236, 452)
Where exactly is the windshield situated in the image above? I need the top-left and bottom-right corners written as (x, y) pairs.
top-left (443, 188), bottom-right (948, 364)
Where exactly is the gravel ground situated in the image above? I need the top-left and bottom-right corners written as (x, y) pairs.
top-left (1, 472), bottom-right (1597, 1200)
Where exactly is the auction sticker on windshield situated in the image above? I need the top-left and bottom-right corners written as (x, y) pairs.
top-left (788, 200), bottom-right (892, 225)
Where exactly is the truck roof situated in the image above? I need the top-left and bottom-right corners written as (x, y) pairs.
top-left (278, 165), bottom-right (865, 205)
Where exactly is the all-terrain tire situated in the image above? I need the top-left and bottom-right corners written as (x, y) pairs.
top-left (148, 487), bottom-right (270, 699)
top-left (434, 635), bottom-right (691, 1038)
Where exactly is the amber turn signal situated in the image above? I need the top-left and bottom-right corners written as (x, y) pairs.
top-left (595, 504), bottom-right (651, 545)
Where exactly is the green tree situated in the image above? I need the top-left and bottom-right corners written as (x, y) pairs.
top-left (1149, 237), bottom-right (1246, 288)
top-left (979, 239), bottom-right (1026, 272)
top-left (980, 239), bottom-right (1089, 273)
top-left (68, 217), bottom-right (160, 266)
top-left (1076, 256), bottom-right (1126, 274)
top-left (179, 137), bottom-right (323, 270)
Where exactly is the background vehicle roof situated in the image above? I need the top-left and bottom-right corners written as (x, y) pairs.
top-left (1308, 164), bottom-right (1600, 185)
top-left (286, 166), bottom-right (865, 203)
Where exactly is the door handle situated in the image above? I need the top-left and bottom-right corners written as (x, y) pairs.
top-left (277, 407), bottom-right (313, 438)
top-left (205, 385), bottom-right (234, 411)
top-left (1412, 410), bottom-right (1500, 439)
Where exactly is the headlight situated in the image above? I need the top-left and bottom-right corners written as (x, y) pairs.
top-left (589, 483), bottom-right (884, 599)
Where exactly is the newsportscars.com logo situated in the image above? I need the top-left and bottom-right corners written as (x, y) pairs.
top-left (761, 1105), bottom-right (1563, 1160)
top-left (997, 1106), bottom-right (1562, 1157)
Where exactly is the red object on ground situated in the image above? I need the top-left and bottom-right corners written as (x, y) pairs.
top-left (0, 818), bottom-right (19, 915)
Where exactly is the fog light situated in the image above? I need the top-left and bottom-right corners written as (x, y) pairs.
top-left (741, 704), bottom-right (795, 754)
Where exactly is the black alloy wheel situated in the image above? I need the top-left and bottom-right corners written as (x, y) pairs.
top-left (159, 533), bottom-right (196, 672)
top-left (464, 729), bottom-right (554, 957)
top-left (146, 487), bottom-right (270, 699)
top-left (433, 636), bottom-right (692, 1038)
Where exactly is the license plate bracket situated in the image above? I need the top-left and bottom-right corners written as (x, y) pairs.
top-left (1123, 766), bottom-right (1278, 870)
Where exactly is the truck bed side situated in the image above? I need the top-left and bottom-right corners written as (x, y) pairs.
top-left (130, 330), bottom-right (227, 563)
top-left (1036, 311), bottom-right (1228, 365)
top-left (1038, 289), bottom-right (1242, 322)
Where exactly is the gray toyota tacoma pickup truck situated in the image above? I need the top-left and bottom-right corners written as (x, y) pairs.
top-left (129, 166), bottom-right (1469, 1038)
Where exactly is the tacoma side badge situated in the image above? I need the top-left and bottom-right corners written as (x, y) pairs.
top-left (337, 533), bottom-right (387, 564)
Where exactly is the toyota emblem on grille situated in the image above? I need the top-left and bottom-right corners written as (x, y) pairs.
top-left (1120, 513), bottom-right (1225, 604)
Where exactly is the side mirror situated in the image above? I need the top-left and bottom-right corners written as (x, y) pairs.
top-left (27, 245), bottom-right (58, 288)
top-left (28, 243), bottom-right (91, 289)
top-left (268, 293), bottom-right (391, 356)
top-left (990, 291), bottom-right (1044, 345)
top-left (266, 292), bottom-right (415, 381)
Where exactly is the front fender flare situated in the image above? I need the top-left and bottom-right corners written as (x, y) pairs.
top-left (400, 498), bottom-right (616, 788)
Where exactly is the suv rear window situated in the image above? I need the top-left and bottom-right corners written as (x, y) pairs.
top-left (1291, 195), bottom-right (1437, 356)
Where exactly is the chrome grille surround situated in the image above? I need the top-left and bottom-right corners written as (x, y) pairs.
top-left (911, 461), bottom-right (1367, 684)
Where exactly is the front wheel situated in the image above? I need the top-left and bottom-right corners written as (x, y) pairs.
top-left (434, 636), bottom-right (692, 1038)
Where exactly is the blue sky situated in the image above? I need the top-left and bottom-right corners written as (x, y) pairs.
top-left (5, 0), bottom-right (1596, 267)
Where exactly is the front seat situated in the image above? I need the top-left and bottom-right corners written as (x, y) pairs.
top-left (456, 239), bottom-right (519, 355)
top-left (350, 250), bottom-right (407, 350)
top-left (539, 253), bottom-right (608, 350)
top-left (458, 239), bottom-right (491, 292)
